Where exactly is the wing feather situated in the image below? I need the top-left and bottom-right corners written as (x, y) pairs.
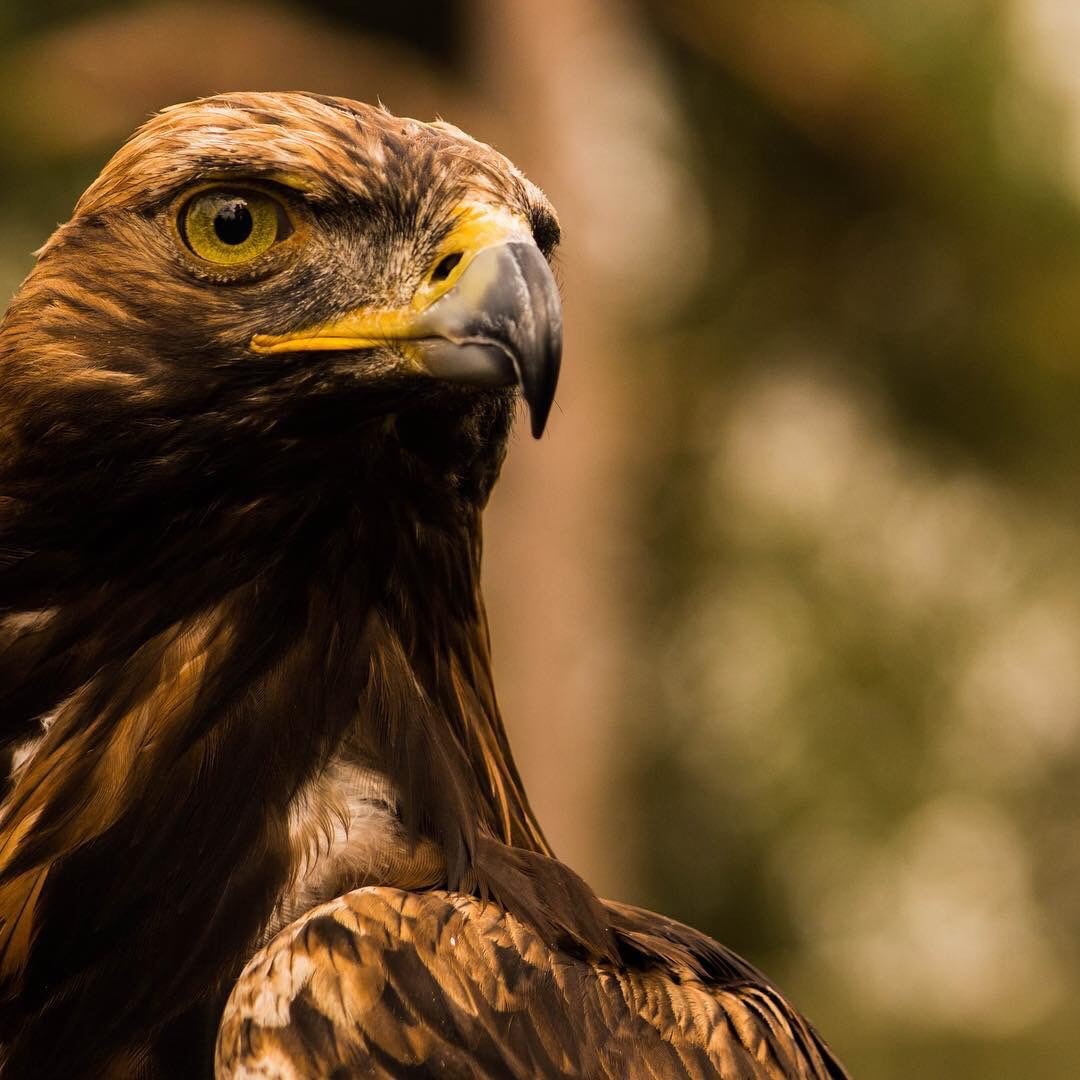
top-left (216, 887), bottom-right (848, 1080)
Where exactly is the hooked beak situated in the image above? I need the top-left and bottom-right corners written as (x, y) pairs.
top-left (250, 237), bottom-right (563, 438)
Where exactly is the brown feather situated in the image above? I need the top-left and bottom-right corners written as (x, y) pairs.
top-left (216, 888), bottom-right (846, 1080)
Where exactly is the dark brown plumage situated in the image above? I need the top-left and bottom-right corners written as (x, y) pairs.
top-left (0, 92), bottom-right (848, 1078)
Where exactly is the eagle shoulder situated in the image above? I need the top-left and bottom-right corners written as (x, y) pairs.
top-left (215, 887), bottom-right (848, 1079)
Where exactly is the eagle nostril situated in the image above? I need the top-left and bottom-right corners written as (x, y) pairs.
top-left (430, 252), bottom-right (463, 283)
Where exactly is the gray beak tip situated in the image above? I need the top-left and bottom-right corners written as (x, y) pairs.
top-left (520, 359), bottom-right (559, 439)
top-left (417, 239), bottom-right (563, 440)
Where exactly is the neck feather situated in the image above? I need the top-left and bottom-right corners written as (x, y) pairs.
top-left (0, 469), bottom-right (553, 1069)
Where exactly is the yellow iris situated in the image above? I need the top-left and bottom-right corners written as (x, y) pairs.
top-left (180, 189), bottom-right (286, 265)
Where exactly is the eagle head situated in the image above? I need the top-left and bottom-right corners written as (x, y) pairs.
top-left (2, 92), bottom-right (562, 535)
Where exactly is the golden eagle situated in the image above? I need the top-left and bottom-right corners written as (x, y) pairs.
top-left (0, 93), bottom-right (848, 1079)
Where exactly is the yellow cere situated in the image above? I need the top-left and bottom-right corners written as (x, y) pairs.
top-left (250, 202), bottom-right (529, 355)
top-left (182, 189), bottom-right (283, 266)
top-left (406, 203), bottom-right (527, 311)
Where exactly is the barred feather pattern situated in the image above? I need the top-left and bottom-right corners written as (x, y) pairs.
top-left (217, 887), bottom-right (848, 1080)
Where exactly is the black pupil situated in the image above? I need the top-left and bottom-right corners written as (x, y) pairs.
top-left (213, 200), bottom-right (254, 245)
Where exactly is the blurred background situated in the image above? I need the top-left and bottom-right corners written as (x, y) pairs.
top-left (1, 1), bottom-right (1077, 1074)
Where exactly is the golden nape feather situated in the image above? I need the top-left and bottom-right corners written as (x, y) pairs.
top-left (0, 91), bottom-right (848, 1078)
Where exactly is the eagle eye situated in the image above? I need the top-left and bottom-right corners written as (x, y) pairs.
top-left (178, 187), bottom-right (292, 266)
